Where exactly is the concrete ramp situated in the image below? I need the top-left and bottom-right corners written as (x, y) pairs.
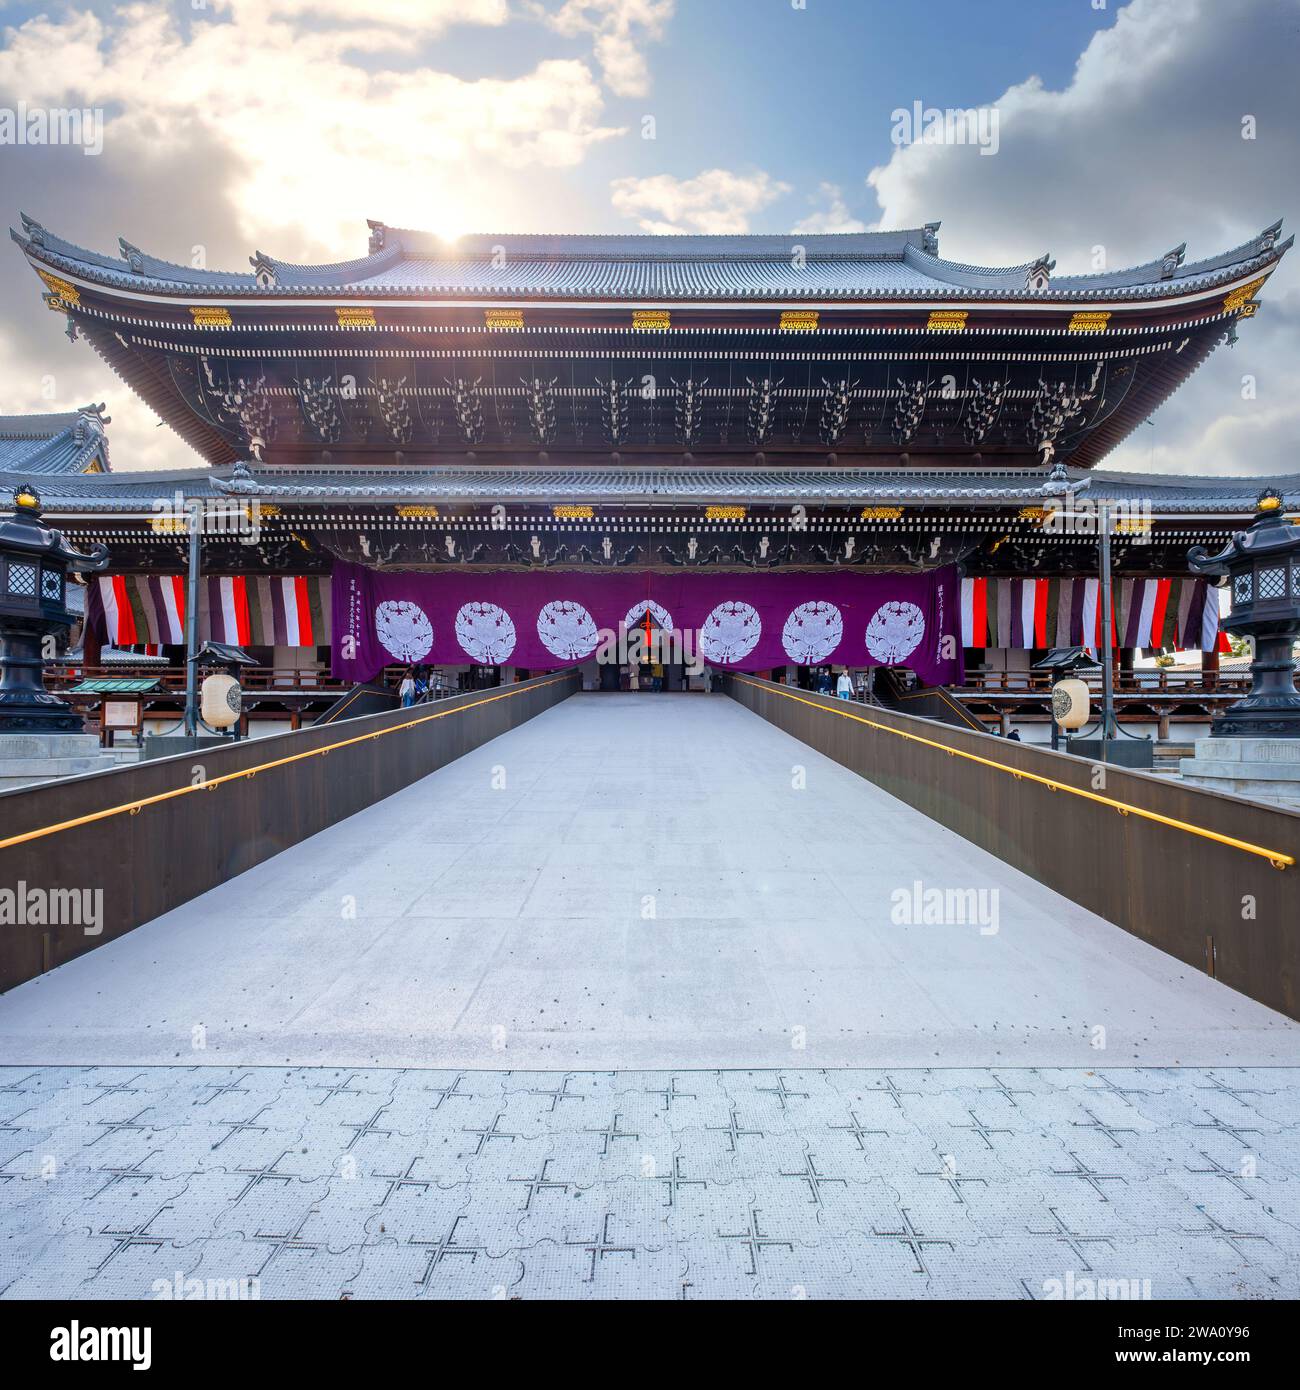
top-left (2, 694), bottom-right (1296, 1070)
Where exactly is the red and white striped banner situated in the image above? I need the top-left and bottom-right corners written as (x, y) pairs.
top-left (96, 574), bottom-right (187, 645)
top-left (961, 575), bottom-right (1221, 651)
top-left (93, 575), bottom-right (330, 648)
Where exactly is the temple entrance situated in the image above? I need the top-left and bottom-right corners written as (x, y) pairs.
top-left (621, 608), bottom-right (685, 692)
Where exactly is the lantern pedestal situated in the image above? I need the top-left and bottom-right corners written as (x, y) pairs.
top-left (1065, 736), bottom-right (1154, 769)
top-left (1179, 737), bottom-right (1300, 807)
top-left (1188, 487), bottom-right (1300, 741)
top-left (0, 731), bottom-right (114, 792)
top-left (1207, 632), bottom-right (1300, 737)
top-left (141, 733), bottom-right (234, 760)
top-left (0, 483), bottom-right (109, 741)
top-left (0, 623), bottom-right (84, 734)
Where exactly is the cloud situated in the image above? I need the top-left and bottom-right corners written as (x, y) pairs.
top-left (219, 0), bottom-right (509, 29)
top-left (533, 0), bottom-right (675, 97)
top-left (1109, 286), bottom-right (1300, 478)
top-left (611, 168), bottom-right (790, 234)
top-left (793, 183), bottom-right (869, 234)
top-left (0, 4), bottom-right (624, 258)
top-left (863, 0), bottom-right (1300, 476)
top-left (0, 0), bottom-right (636, 465)
top-left (0, 122), bottom-right (249, 470)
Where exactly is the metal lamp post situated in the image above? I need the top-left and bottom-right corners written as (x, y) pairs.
top-left (1097, 499), bottom-right (1117, 759)
top-left (0, 483), bottom-right (109, 734)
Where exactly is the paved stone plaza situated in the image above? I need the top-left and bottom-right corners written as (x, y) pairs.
top-left (2, 695), bottom-right (1299, 1298)
top-left (1, 1065), bottom-right (1298, 1299)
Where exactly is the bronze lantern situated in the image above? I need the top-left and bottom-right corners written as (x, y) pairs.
top-left (0, 483), bottom-right (109, 734)
top-left (1188, 488), bottom-right (1300, 737)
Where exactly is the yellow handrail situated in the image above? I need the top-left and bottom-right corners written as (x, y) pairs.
top-left (0, 675), bottom-right (575, 853)
top-left (734, 676), bottom-right (1296, 870)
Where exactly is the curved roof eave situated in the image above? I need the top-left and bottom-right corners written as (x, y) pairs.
top-left (11, 217), bottom-right (1290, 306)
top-left (0, 406), bottom-right (112, 475)
top-left (8, 462), bottom-right (1297, 515)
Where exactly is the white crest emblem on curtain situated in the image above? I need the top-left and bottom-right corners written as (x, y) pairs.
top-left (537, 600), bottom-right (600, 659)
top-left (865, 601), bottom-right (926, 664)
top-left (375, 600), bottom-right (433, 662)
top-left (700, 601), bottom-right (761, 664)
top-left (623, 599), bottom-right (675, 632)
top-left (781, 601), bottom-right (843, 663)
top-left (455, 602), bottom-right (517, 663)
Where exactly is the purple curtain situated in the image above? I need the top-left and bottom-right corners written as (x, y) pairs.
top-left (332, 560), bottom-right (965, 684)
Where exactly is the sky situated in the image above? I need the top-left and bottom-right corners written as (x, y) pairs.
top-left (0, 0), bottom-right (1296, 476)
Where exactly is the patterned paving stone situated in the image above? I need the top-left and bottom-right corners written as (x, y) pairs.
top-left (1, 1064), bottom-right (1298, 1298)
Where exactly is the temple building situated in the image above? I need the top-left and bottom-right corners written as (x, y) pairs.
top-left (3, 213), bottom-right (1294, 735)
top-left (0, 403), bottom-right (111, 476)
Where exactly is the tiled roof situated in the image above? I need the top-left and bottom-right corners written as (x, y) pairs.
top-left (0, 406), bottom-right (112, 474)
top-left (12, 216), bottom-right (1292, 304)
top-left (4, 460), bottom-right (1295, 515)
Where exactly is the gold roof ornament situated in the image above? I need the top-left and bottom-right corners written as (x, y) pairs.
top-left (189, 306), bottom-right (233, 328)
top-left (1223, 277), bottom-right (1267, 314)
top-left (926, 310), bottom-right (967, 331)
top-left (36, 269), bottom-right (79, 308)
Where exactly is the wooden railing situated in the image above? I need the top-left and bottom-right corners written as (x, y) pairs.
top-left (954, 669), bottom-right (1251, 696)
top-left (44, 663), bottom-right (347, 695)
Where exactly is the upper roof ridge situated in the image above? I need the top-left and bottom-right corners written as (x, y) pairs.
top-left (11, 215), bottom-right (1289, 302)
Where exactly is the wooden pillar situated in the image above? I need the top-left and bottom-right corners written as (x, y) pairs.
top-left (1202, 648), bottom-right (1220, 691)
top-left (83, 613), bottom-right (102, 670)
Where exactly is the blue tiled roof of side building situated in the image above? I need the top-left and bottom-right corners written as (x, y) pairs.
top-left (0, 409), bottom-right (111, 474)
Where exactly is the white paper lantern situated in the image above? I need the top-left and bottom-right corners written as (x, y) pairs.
top-left (1052, 678), bottom-right (1090, 731)
top-left (201, 672), bottom-right (242, 729)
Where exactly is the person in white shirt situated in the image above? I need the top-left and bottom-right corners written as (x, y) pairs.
top-left (398, 671), bottom-right (416, 708)
top-left (836, 668), bottom-right (854, 700)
